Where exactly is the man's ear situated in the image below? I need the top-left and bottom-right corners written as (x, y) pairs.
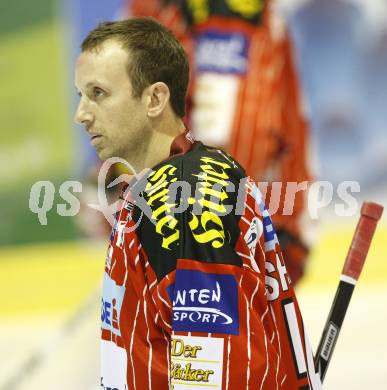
top-left (145, 82), bottom-right (170, 118)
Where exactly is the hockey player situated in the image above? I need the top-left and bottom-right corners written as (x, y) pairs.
top-left (74, 17), bottom-right (321, 389)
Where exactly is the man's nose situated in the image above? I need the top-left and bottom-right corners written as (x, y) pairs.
top-left (74, 98), bottom-right (93, 126)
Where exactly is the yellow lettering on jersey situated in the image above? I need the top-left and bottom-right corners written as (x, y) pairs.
top-left (189, 211), bottom-right (225, 249)
top-left (197, 196), bottom-right (227, 214)
top-left (187, 0), bottom-right (209, 24)
top-left (171, 362), bottom-right (214, 382)
top-left (162, 229), bottom-right (180, 251)
top-left (152, 202), bottom-right (177, 220)
top-left (171, 339), bottom-right (202, 358)
top-left (170, 336), bottom-right (223, 387)
top-left (145, 164), bottom-right (180, 250)
top-left (226, 0), bottom-right (264, 18)
top-left (147, 187), bottom-right (169, 206)
top-left (147, 164), bottom-right (177, 187)
top-left (198, 181), bottom-right (228, 202)
top-left (192, 172), bottom-right (229, 187)
top-left (188, 156), bottom-right (233, 248)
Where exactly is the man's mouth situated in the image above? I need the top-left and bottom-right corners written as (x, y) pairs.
top-left (90, 134), bottom-right (102, 144)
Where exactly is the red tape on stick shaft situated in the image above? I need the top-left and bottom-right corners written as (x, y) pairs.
top-left (342, 202), bottom-right (383, 281)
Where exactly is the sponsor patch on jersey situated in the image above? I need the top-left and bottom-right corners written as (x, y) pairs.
top-left (123, 200), bottom-right (134, 222)
top-left (105, 245), bottom-right (113, 272)
top-left (244, 217), bottom-right (263, 259)
top-left (109, 211), bottom-right (120, 242)
top-left (250, 184), bottom-right (278, 250)
top-left (101, 340), bottom-right (128, 390)
top-left (101, 273), bottom-right (125, 337)
top-left (196, 30), bottom-right (249, 74)
top-left (170, 335), bottom-right (224, 389)
top-left (262, 213), bottom-right (276, 243)
top-left (192, 74), bottom-right (239, 150)
top-left (114, 221), bottom-right (127, 249)
top-left (170, 269), bottom-right (239, 334)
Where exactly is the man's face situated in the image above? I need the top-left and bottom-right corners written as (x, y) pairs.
top-left (74, 39), bottom-right (149, 162)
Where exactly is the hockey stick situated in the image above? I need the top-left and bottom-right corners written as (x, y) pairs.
top-left (314, 201), bottom-right (384, 382)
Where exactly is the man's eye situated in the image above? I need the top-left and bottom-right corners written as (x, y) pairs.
top-left (93, 87), bottom-right (104, 98)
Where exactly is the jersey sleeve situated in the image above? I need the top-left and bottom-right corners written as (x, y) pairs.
top-left (135, 147), bottom-right (321, 389)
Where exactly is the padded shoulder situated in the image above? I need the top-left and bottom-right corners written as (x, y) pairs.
top-left (134, 143), bottom-right (247, 281)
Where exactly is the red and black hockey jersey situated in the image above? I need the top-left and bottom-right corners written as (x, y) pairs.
top-left (100, 132), bottom-right (321, 389)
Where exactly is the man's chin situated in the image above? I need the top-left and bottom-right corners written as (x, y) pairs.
top-left (97, 149), bottom-right (127, 163)
top-left (96, 148), bottom-right (113, 161)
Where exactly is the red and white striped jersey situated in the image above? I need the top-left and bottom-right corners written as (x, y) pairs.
top-left (100, 132), bottom-right (321, 390)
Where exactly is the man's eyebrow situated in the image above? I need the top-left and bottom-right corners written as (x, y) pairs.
top-left (85, 80), bottom-right (107, 88)
top-left (75, 80), bottom-right (109, 96)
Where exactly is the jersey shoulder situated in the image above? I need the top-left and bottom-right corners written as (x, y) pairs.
top-left (135, 142), bottom-right (248, 281)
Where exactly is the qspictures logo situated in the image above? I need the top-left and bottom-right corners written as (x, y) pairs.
top-left (28, 156), bottom-right (362, 227)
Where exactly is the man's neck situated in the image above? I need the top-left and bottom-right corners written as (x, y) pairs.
top-left (128, 115), bottom-right (185, 172)
top-left (145, 121), bottom-right (185, 168)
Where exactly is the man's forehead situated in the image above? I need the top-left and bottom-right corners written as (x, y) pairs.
top-left (77, 39), bottom-right (128, 66)
top-left (75, 39), bottom-right (130, 86)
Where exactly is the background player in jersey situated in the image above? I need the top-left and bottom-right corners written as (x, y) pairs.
top-left (75, 17), bottom-right (321, 389)
top-left (128, 0), bottom-right (311, 285)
